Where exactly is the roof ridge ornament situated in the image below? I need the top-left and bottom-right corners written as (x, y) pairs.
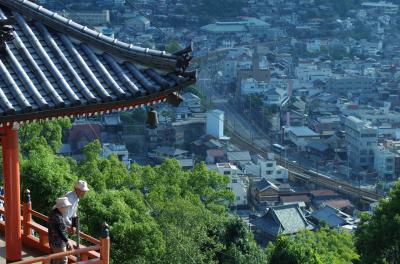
top-left (174, 42), bottom-right (193, 73)
top-left (0, 18), bottom-right (15, 53)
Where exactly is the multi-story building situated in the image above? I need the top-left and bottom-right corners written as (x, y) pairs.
top-left (327, 75), bottom-right (374, 95)
top-left (374, 140), bottom-right (400, 180)
top-left (243, 154), bottom-right (289, 181)
top-left (215, 163), bottom-right (249, 206)
top-left (345, 116), bottom-right (378, 169)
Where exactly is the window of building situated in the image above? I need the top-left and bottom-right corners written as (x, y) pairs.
top-left (267, 163), bottom-right (273, 167)
top-left (224, 171), bottom-right (230, 175)
top-left (236, 196), bottom-right (241, 201)
top-left (232, 179), bottom-right (237, 183)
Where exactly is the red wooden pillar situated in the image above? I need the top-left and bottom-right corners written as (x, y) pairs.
top-left (1, 124), bottom-right (22, 262)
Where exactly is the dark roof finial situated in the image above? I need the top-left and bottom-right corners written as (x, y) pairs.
top-left (174, 42), bottom-right (193, 73)
top-left (0, 21), bottom-right (14, 53)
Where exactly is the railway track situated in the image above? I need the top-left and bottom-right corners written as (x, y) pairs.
top-left (228, 129), bottom-right (382, 202)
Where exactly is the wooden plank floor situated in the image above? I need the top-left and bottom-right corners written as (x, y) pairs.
top-left (0, 235), bottom-right (41, 263)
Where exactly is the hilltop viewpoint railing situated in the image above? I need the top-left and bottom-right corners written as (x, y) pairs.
top-left (0, 189), bottom-right (110, 264)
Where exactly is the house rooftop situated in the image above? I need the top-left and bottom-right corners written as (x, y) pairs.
top-left (310, 189), bottom-right (339, 197)
top-left (153, 146), bottom-right (188, 156)
top-left (227, 151), bottom-right (251, 161)
top-left (286, 126), bottom-right (319, 137)
top-left (255, 178), bottom-right (278, 191)
top-left (310, 205), bottom-right (356, 228)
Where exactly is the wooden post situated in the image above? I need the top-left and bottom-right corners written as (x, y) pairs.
top-left (100, 223), bottom-right (110, 264)
top-left (1, 124), bottom-right (22, 262)
top-left (22, 189), bottom-right (32, 238)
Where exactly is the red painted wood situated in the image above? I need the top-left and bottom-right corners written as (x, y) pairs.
top-left (1, 124), bottom-right (22, 262)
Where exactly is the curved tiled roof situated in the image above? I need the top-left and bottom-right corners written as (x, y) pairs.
top-left (0, 0), bottom-right (196, 125)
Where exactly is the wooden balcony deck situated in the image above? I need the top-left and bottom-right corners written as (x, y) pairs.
top-left (0, 234), bottom-right (40, 263)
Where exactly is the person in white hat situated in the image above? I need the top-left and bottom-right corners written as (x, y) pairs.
top-left (48, 197), bottom-right (74, 264)
top-left (63, 180), bottom-right (89, 228)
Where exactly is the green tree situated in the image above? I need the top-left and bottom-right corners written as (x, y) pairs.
top-left (19, 118), bottom-right (71, 154)
top-left (77, 140), bottom-right (131, 192)
top-left (267, 228), bottom-right (358, 264)
top-left (20, 145), bottom-right (77, 213)
top-left (355, 181), bottom-right (400, 264)
top-left (17, 119), bottom-right (268, 264)
top-left (79, 189), bottom-right (165, 264)
top-left (218, 217), bottom-right (268, 264)
top-left (267, 236), bottom-right (322, 264)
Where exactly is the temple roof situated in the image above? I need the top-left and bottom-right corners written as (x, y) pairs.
top-left (0, 0), bottom-right (195, 125)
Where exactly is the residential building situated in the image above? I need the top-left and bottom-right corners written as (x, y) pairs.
top-left (284, 126), bottom-right (320, 151)
top-left (243, 154), bottom-right (288, 181)
top-left (215, 163), bottom-right (249, 206)
top-left (250, 204), bottom-right (314, 244)
top-left (148, 146), bottom-right (189, 161)
top-left (252, 178), bottom-right (279, 204)
top-left (309, 205), bottom-right (357, 231)
top-left (374, 140), bottom-right (400, 180)
top-left (102, 143), bottom-right (130, 168)
top-left (206, 110), bottom-right (225, 139)
top-left (227, 151), bottom-right (252, 164)
top-left (201, 17), bottom-right (270, 36)
top-left (327, 75), bottom-right (374, 94)
top-left (126, 16), bottom-right (151, 32)
top-left (345, 116), bottom-right (378, 169)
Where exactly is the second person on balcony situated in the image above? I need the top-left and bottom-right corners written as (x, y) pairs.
top-left (63, 180), bottom-right (90, 228)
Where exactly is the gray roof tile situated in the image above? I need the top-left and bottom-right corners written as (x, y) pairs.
top-left (0, 0), bottom-right (195, 124)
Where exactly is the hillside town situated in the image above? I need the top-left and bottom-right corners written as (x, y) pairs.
top-left (28, 0), bottom-right (400, 256)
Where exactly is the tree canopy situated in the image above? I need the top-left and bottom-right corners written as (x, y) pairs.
top-left (267, 227), bottom-right (359, 264)
top-left (355, 181), bottom-right (400, 264)
top-left (18, 120), bottom-right (267, 263)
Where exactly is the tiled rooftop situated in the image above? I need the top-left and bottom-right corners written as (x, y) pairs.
top-left (0, 0), bottom-right (195, 124)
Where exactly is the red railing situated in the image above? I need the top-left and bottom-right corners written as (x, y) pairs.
top-left (0, 190), bottom-right (110, 264)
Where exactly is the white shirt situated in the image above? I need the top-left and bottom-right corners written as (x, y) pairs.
top-left (63, 191), bottom-right (79, 226)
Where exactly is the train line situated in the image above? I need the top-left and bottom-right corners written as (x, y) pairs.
top-left (228, 130), bottom-right (382, 202)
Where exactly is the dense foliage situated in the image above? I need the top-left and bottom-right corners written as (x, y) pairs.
top-left (266, 227), bottom-right (358, 264)
top-left (18, 120), bottom-right (267, 263)
top-left (355, 181), bottom-right (400, 264)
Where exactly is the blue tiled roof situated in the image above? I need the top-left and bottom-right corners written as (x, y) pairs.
top-left (0, 0), bottom-right (195, 124)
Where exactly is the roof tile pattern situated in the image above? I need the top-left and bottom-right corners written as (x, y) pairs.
top-left (0, 0), bottom-right (195, 124)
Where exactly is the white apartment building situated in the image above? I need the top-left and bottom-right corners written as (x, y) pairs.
top-left (216, 163), bottom-right (248, 206)
top-left (295, 63), bottom-right (332, 82)
top-left (243, 154), bottom-right (289, 181)
top-left (240, 78), bottom-right (270, 95)
top-left (374, 140), bottom-right (400, 180)
top-left (345, 116), bottom-right (378, 169)
top-left (206, 110), bottom-right (224, 139)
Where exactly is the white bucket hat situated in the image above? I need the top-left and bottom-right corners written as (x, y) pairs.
top-left (75, 180), bottom-right (89, 192)
top-left (53, 197), bottom-right (72, 209)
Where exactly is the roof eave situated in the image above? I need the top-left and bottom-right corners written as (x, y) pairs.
top-left (0, 76), bottom-right (196, 125)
